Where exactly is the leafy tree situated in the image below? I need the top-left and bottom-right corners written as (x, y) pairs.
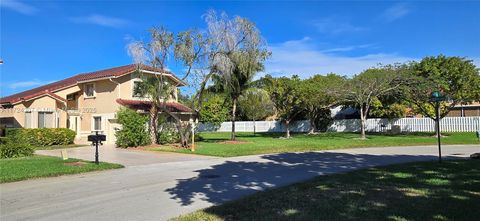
top-left (298, 74), bottom-right (345, 133)
top-left (342, 66), bottom-right (402, 139)
top-left (199, 93), bottom-right (230, 127)
top-left (128, 26), bottom-right (209, 147)
top-left (126, 10), bottom-right (274, 146)
top-left (267, 76), bottom-right (302, 138)
top-left (368, 97), bottom-right (408, 120)
top-left (127, 27), bottom-right (175, 145)
top-left (403, 55), bottom-right (480, 119)
top-left (312, 108), bottom-right (334, 132)
top-left (238, 88), bottom-right (275, 134)
top-left (207, 11), bottom-right (271, 140)
top-left (115, 108), bottom-right (150, 148)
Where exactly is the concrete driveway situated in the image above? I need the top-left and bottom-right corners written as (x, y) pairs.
top-left (36, 145), bottom-right (218, 166)
top-left (1, 144), bottom-right (478, 221)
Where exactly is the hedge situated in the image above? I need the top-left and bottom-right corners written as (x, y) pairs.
top-left (0, 137), bottom-right (34, 158)
top-left (6, 128), bottom-right (76, 146)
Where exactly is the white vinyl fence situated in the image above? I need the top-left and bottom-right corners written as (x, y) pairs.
top-left (196, 117), bottom-right (480, 133)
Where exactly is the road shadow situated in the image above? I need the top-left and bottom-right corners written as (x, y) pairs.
top-left (166, 152), bottom-right (462, 206)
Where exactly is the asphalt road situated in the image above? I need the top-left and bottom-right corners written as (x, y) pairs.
top-left (1, 144), bottom-right (478, 221)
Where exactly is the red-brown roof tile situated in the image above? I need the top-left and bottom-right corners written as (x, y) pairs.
top-left (0, 64), bottom-right (185, 104)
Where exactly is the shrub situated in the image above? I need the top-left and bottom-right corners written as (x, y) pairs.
top-left (6, 128), bottom-right (75, 146)
top-left (313, 108), bottom-right (334, 132)
top-left (194, 133), bottom-right (204, 142)
top-left (0, 138), bottom-right (34, 158)
top-left (158, 123), bottom-right (180, 144)
top-left (200, 93), bottom-right (230, 127)
top-left (0, 137), bottom-right (7, 144)
top-left (115, 108), bottom-right (150, 148)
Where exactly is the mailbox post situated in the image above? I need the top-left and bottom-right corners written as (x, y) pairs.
top-left (88, 131), bottom-right (106, 165)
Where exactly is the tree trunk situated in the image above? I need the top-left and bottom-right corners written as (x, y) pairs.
top-left (158, 102), bottom-right (191, 148)
top-left (285, 120), bottom-right (290, 138)
top-left (231, 98), bottom-right (237, 141)
top-left (253, 119), bottom-right (256, 136)
top-left (359, 106), bottom-right (366, 139)
top-left (149, 105), bottom-right (158, 144)
top-left (308, 118), bottom-right (316, 134)
top-left (176, 121), bottom-right (191, 148)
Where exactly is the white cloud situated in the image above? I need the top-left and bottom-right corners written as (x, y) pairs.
top-left (8, 79), bottom-right (54, 89)
top-left (320, 44), bottom-right (375, 53)
top-left (312, 17), bottom-right (367, 34)
top-left (70, 14), bottom-right (131, 28)
top-left (472, 57), bottom-right (480, 68)
top-left (380, 3), bottom-right (411, 22)
top-left (264, 37), bottom-right (415, 78)
top-left (0, 0), bottom-right (38, 15)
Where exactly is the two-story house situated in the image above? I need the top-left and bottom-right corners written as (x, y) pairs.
top-left (0, 64), bottom-right (193, 144)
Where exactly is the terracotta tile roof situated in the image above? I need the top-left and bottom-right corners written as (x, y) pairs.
top-left (116, 99), bottom-right (193, 113)
top-left (0, 64), bottom-right (185, 104)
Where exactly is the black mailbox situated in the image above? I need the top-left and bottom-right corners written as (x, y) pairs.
top-left (88, 134), bottom-right (106, 142)
top-left (88, 131), bottom-right (105, 165)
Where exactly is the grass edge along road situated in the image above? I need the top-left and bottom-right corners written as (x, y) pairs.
top-left (0, 155), bottom-right (124, 183)
top-left (153, 132), bottom-right (478, 157)
top-left (171, 159), bottom-right (480, 221)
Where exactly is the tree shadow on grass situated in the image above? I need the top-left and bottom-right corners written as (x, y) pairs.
top-left (166, 153), bottom-right (479, 220)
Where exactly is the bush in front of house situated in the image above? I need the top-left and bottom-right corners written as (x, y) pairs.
top-left (158, 123), bottom-right (180, 144)
top-left (0, 137), bottom-right (34, 158)
top-left (115, 108), bottom-right (150, 148)
top-left (0, 137), bottom-right (7, 144)
top-left (6, 128), bottom-right (75, 146)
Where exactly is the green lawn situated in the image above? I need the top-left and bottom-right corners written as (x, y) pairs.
top-left (152, 132), bottom-right (478, 157)
top-left (171, 159), bottom-right (480, 221)
top-left (0, 155), bottom-right (123, 183)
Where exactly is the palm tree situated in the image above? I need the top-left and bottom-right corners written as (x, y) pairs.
top-left (213, 51), bottom-right (266, 140)
top-left (134, 74), bottom-right (174, 144)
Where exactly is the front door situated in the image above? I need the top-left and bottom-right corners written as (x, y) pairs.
top-left (68, 116), bottom-right (80, 136)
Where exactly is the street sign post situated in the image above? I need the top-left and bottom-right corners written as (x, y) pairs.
top-left (429, 91), bottom-right (446, 163)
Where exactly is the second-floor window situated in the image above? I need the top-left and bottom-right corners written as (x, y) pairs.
top-left (84, 83), bottom-right (95, 98)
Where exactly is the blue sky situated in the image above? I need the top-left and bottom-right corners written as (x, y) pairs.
top-left (1, 0), bottom-right (479, 97)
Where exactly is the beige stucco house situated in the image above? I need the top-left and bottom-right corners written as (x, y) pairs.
top-left (0, 64), bottom-right (193, 144)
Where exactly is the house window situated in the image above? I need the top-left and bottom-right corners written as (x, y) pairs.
top-left (93, 116), bottom-right (102, 131)
top-left (84, 83), bottom-right (95, 98)
top-left (25, 111), bottom-right (32, 128)
top-left (67, 93), bottom-right (76, 101)
top-left (38, 112), bottom-right (53, 128)
top-left (132, 81), bottom-right (143, 97)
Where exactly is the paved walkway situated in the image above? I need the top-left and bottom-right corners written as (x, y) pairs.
top-left (1, 144), bottom-right (478, 221)
top-left (36, 145), bottom-right (218, 166)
